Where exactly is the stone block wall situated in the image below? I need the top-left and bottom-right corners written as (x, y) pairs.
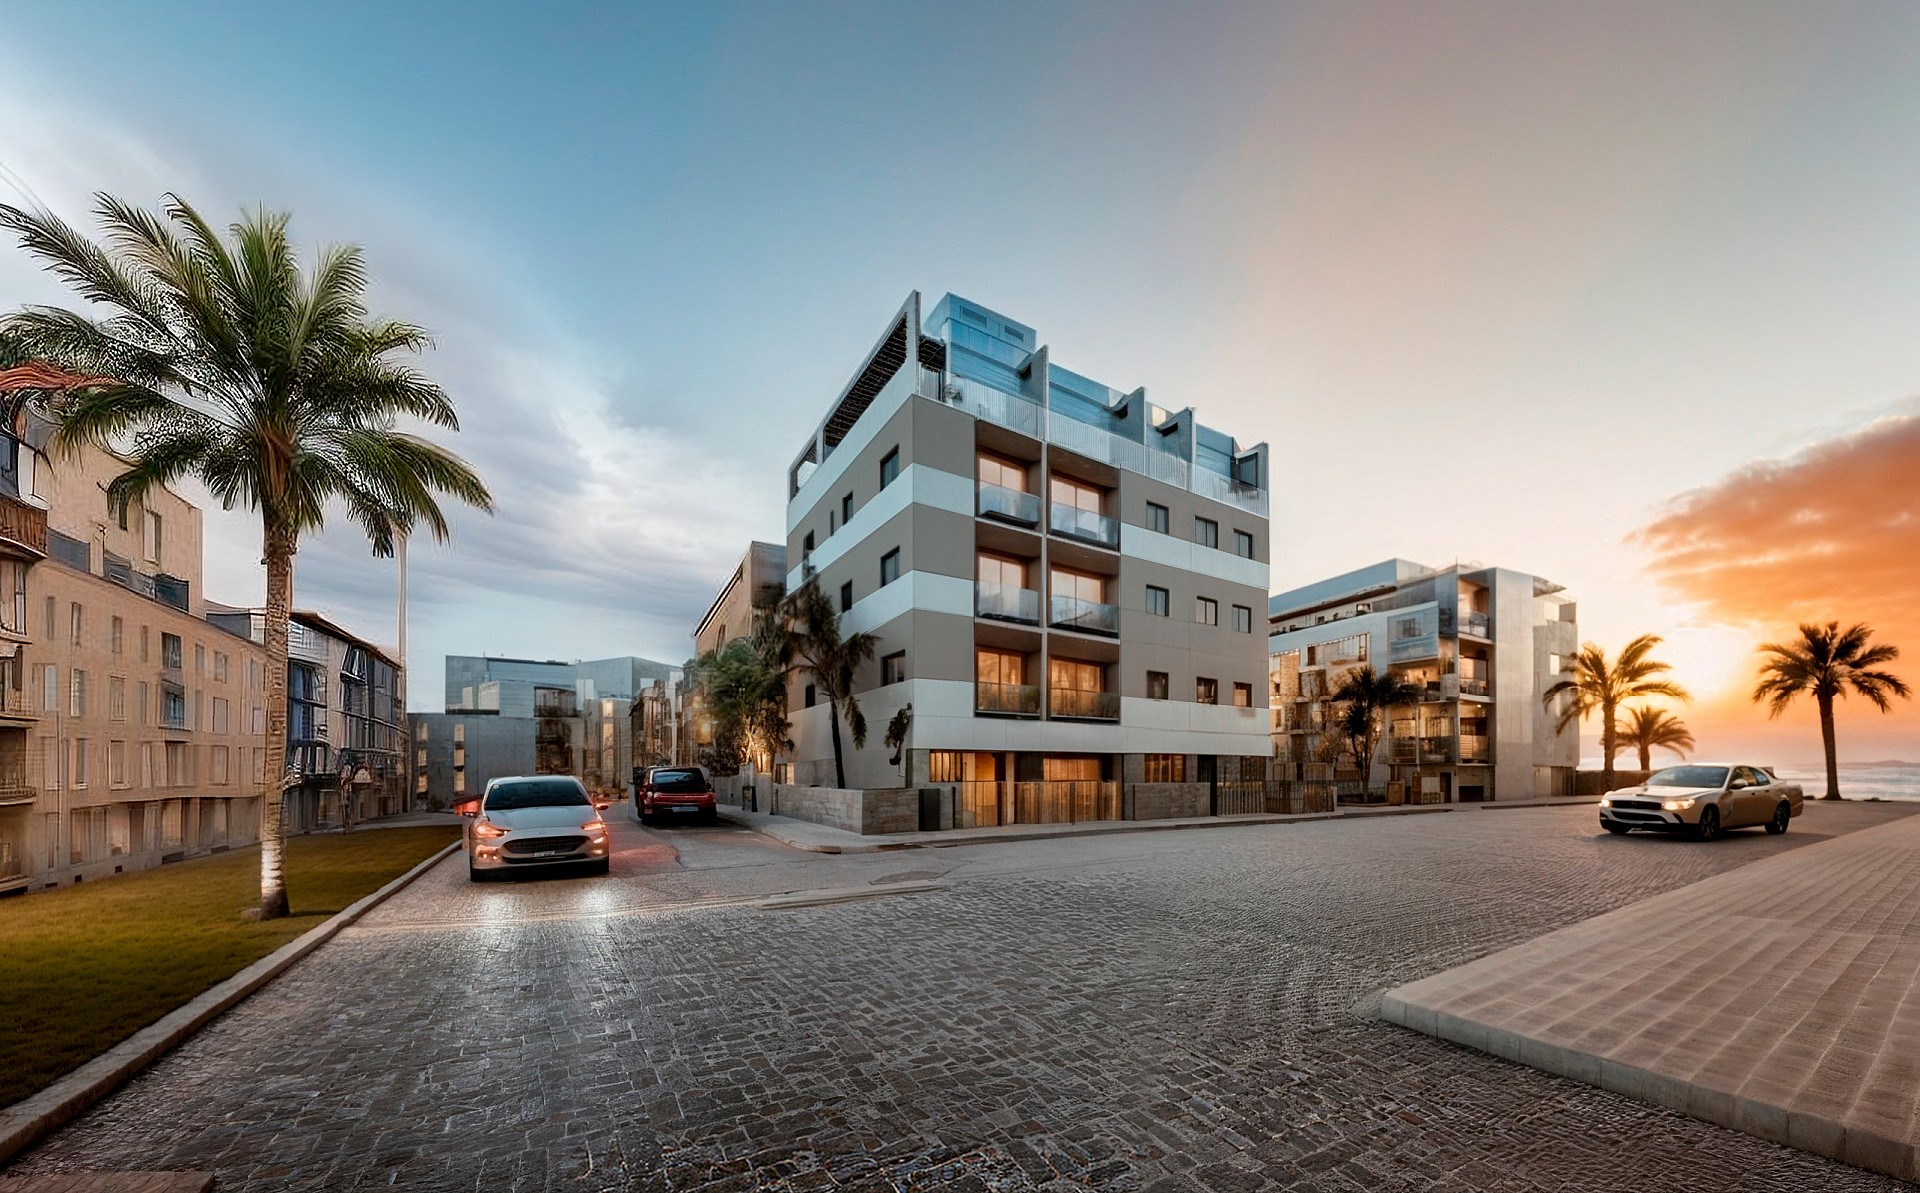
top-left (1125, 783), bottom-right (1211, 820)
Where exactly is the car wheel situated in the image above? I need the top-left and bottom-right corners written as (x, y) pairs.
top-left (1766, 802), bottom-right (1790, 835)
top-left (1695, 805), bottom-right (1721, 841)
top-left (1604, 822), bottom-right (1632, 835)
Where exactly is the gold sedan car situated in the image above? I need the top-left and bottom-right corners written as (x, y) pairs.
top-left (1599, 763), bottom-right (1804, 840)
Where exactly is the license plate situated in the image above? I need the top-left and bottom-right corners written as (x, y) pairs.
top-left (673, 806), bottom-right (699, 814)
top-left (534, 848), bottom-right (569, 857)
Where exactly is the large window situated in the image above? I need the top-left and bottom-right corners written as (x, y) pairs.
top-left (1145, 585), bottom-right (1169, 617)
top-left (880, 548), bottom-right (901, 586)
top-left (1052, 567), bottom-right (1105, 604)
top-left (881, 652), bottom-right (906, 685)
top-left (1233, 604), bottom-right (1253, 633)
top-left (1052, 474), bottom-right (1103, 515)
top-left (1233, 682), bottom-right (1253, 708)
top-left (977, 553), bottom-right (1026, 587)
top-left (978, 453), bottom-right (1027, 492)
top-left (1049, 657), bottom-right (1103, 694)
top-left (1233, 529), bottom-right (1256, 559)
top-left (1146, 502), bottom-right (1169, 534)
top-left (1196, 597), bottom-right (1218, 626)
top-left (1194, 517), bottom-right (1218, 549)
top-left (840, 581), bottom-right (854, 613)
top-left (161, 633), bottom-right (182, 669)
top-left (879, 447), bottom-right (900, 489)
top-left (1146, 671), bottom-right (1169, 700)
top-left (977, 647), bottom-right (1025, 687)
top-left (1196, 677), bottom-right (1219, 705)
top-left (1144, 754), bottom-right (1186, 783)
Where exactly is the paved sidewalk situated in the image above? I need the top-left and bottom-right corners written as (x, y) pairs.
top-left (1380, 809), bottom-right (1920, 1182)
top-left (720, 796), bottom-right (1598, 852)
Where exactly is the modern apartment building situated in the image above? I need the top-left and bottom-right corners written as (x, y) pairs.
top-left (782, 292), bottom-right (1272, 826)
top-left (443, 653), bottom-right (672, 794)
top-left (1268, 559), bottom-right (1579, 803)
top-left (0, 409), bottom-right (273, 892)
top-left (207, 607), bottom-right (407, 829)
top-left (693, 541), bottom-right (786, 658)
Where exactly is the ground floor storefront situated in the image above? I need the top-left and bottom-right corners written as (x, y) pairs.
top-left (3, 794), bottom-right (262, 893)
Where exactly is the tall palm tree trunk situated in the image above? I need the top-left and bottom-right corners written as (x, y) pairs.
top-left (828, 700), bottom-right (846, 790)
top-left (1637, 743), bottom-right (1651, 772)
top-left (258, 529), bottom-right (294, 918)
top-left (1600, 699), bottom-right (1618, 791)
top-left (1819, 692), bottom-right (1840, 799)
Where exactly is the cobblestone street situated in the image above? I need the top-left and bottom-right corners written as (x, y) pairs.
top-left (11, 801), bottom-right (1917, 1191)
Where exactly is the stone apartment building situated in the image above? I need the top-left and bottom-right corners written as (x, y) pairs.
top-left (0, 409), bottom-right (273, 892)
top-left (778, 291), bottom-right (1274, 831)
top-left (1268, 559), bottom-right (1580, 803)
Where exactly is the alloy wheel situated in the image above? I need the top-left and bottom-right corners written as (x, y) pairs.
top-left (1696, 806), bottom-right (1720, 841)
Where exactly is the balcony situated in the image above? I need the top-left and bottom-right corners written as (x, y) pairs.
top-left (1460, 678), bottom-right (1490, 697)
top-left (1049, 687), bottom-right (1119, 721)
top-left (1420, 736), bottom-right (1455, 764)
top-left (0, 493), bottom-right (47, 561)
top-left (1049, 595), bottom-right (1119, 636)
top-left (1459, 612), bottom-right (1491, 638)
top-left (976, 581), bottom-right (1041, 625)
top-left (0, 781), bottom-right (37, 806)
top-left (1459, 735), bottom-right (1491, 764)
top-left (977, 483), bottom-right (1040, 527)
top-left (975, 681), bottom-right (1041, 717)
top-left (1048, 503), bottom-right (1119, 549)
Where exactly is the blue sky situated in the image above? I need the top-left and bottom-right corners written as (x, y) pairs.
top-left (2, 1), bottom-right (1918, 750)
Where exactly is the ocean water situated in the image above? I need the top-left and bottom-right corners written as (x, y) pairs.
top-left (1770, 764), bottom-right (1920, 802)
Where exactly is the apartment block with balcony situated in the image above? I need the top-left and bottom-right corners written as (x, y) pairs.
top-left (1267, 559), bottom-right (1579, 804)
top-left (1, 408), bottom-right (273, 892)
top-left (781, 292), bottom-right (1272, 830)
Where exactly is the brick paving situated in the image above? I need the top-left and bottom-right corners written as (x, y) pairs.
top-left (9, 801), bottom-right (1917, 1191)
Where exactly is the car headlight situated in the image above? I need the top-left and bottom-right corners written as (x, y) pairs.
top-left (582, 821), bottom-right (608, 835)
top-left (472, 820), bottom-right (509, 839)
top-left (1598, 797), bottom-right (1612, 808)
top-left (1661, 798), bottom-right (1696, 811)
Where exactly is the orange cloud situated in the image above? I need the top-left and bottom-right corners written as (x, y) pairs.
top-left (1634, 409), bottom-right (1920, 756)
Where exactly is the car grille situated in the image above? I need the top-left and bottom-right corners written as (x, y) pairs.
top-left (502, 834), bottom-right (589, 857)
top-left (1609, 810), bottom-right (1668, 823)
top-left (1610, 798), bottom-right (1661, 810)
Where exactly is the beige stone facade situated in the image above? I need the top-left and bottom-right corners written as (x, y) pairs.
top-left (0, 413), bottom-right (272, 891)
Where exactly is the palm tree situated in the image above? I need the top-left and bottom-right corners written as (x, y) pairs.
top-left (1543, 635), bottom-right (1689, 793)
top-left (692, 589), bottom-right (793, 777)
top-left (1328, 667), bottom-right (1423, 792)
top-left (1753, 622), bottom-right (1911, 800)
top-left (1618, 705), bottom-right (1695, 772)
top-left (779, 579), bottom-right (876, 789)
top-left (0, 194), bottom-right (491, 918)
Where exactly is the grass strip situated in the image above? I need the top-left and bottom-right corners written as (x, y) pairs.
top-left (0, 826), bottom-right (457, 1107)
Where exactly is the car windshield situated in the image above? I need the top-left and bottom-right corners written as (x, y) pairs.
top-left (650, 769), bottom-right (706, 793)
top-left (1647, 766), bottom-right (1729, 789)
top-left (486, 779), bottom-right (591, 810)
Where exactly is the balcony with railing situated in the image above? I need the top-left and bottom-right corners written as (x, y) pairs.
top-left (976, 483), bottom-right (1040, 527)
top-left (975, 681), bottom-right (1041, 717)
top-left (1457, 611), bottom-right (1491, 638)
top-left (1459, 677), bottom-right (1490, 698)
top-left (976, 581), bottom-right (1041, 624)
top-left (1459, 735), bottom-right (1491, 764)
top-left (1048, 687), bottom-right (1119, 721)
top-left (1048, 502), bottom-right (1119, 549)
top-left (1048, 595), bottom-right (1119, 636)
top-left (0, 492), bottom-right (47, 561)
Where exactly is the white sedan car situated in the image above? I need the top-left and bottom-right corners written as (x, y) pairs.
top-left (1599, 763), bottom-right (1804, 840)
top-left (464, 775), bottom-right (611, 880)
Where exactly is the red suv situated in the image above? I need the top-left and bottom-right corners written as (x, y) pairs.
top-left (637, 766), bottom-right (717, 826)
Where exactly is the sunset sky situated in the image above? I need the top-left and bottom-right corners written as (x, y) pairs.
top-left (1, 1), bottom-right (1916, 761)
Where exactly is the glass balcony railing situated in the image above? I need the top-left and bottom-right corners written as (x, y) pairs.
top-left (1459, 612), bottom-right (1491, 637)
top-left (1049, 595), bottom-right (1119, 635)
top-left (1048, 502), bottom-right (1119, 548)
top-left (976, 582), bottom-right (1041, 624)
top-left (975, 681), bottom-right (1042, 716)
top-left (1460, 678), bottom-right (1490, 697)
top-left (1049, 688), bottom-right (1120, 720)
top-left (1459, 735), bottom-right (1491, 763)
top-left (977, 483), bottom-right (1040, 526)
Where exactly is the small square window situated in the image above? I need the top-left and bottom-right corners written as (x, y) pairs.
top-left (1233, 604), bottom-right (1252, 634)
top-left (1194, 517), bottom-right (1218, 549)
top-left (1233, 529), bottom-right (1256, 559)
top-left (1196, 597), bottom-right (1218, 626)
top-left (882, 652), bottom-right (906, 685)
top-left (880, 448), bottom-right (900, 488)
top-left (1196, 677), bottom-right (1218, 705)
top-left (840, 581), bottom-right (854, 613)
top-left (1146, 671), bottom-right (1169, 701)
top-left (1146, 502), bottom-right (1169, 534)
top-left (1145, 586), bottom-right (1169, 617)
top-left (842, 493), bottom-right (854, 524)
top-left (880, 548), bottom-right (900, 586)
top-left (1233, 682), bottom-right (1253, 708)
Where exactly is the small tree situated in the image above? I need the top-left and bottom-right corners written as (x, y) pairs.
top-left (1329, 668), bottom-right (1422, 792)
top-left (694, 597), bottom-right (793, 779)
top-left (780, 580), bottom-right (876, 789)
top-left (1753, 622), bottom-right (1910, 799)
top-left (1543, 636), bottom-right (1688, 794)
top-left (1618, 705), bottom-right (1695, 772)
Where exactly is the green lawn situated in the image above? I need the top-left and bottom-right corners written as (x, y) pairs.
top-left (0, 826), bottom-right (457, 1108)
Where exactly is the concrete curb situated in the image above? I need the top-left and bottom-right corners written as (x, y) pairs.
top-left (720, 803), bottom-right (1458, 854)
top-left (0, 840), bottom-right (461, 1169)
top-left (1375, 989), bottom-right (1917, 1182)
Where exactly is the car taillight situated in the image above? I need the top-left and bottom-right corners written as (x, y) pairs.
top-left (473, 820), bottom-right (508, 839)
